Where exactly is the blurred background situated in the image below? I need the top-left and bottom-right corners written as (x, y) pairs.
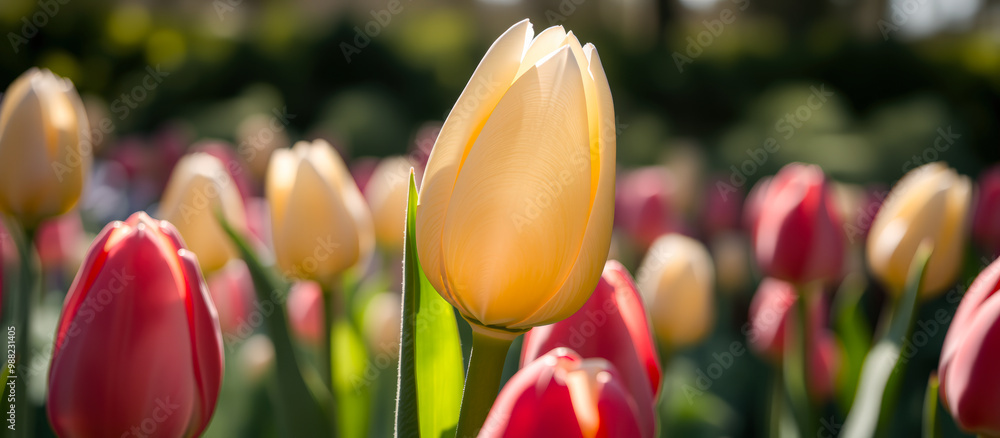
top-left (1, 0), bottom-right (997, 436)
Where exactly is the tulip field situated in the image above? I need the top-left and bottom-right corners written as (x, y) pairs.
top-left (1, 1), bottom-right (999, 437)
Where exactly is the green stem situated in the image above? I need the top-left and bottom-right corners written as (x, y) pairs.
top-left (783, 286), bottom-right (814, 438)
top-left (455, 327), bottom-right (515, 438)
top-left (1, 225), bottom-right (36, 438)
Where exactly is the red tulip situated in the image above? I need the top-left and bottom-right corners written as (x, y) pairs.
top-left (615, 167), bottom-right (678, 248)
top-left (939, 257), bottom-right (1000, 435)
top-left (973, 165), bottom-right (1000, 256)
top-left (521, 261), bottom-right (660, 437)
top-left (287, 280), bottom-right (324, 345)
top-left (480, 348), bottom-right (643, 438)
top-left (47, 212), bottom-right (223, 438)
top-left (747, 278), bottom-right (837, 400)
top-left (753, 163), bottom-right (844, 284)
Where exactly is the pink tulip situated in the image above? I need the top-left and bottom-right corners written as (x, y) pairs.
top-left (973, 165), bottom-right (1000, 256)
top-left (702, 174), bottom-right (743, 237)
top-left (480, 348), bottom-right (643, 438)
top-left (747, 277), bottom-right (837, 401)
top-left (522, 261), bottom-right (660, 437)
top-left (939, 257), bottom-right (1000, 435)
top-left (47, 212), bottom-right (223, 437)
top-left (753, 163), bottom-right (844, 284)
top-left (34, 212), bottom-right (84, 273)
top-left (287, 281), bottom-right (324, 345)
top-left (615, 167), bottom-right (678, 248)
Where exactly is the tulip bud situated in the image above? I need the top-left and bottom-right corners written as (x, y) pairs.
top-left (615, 167), bottom-right (677, 249)
top-left (481, 348), bottom-right (643, 438)
top-left (972, 165), bottom-right (1000, 256)
top-left (364, 156), bottom-right (416, 255)
top-left (416, 20), bottom-right (616, 333)
top-left (867, 162), bottom-right (971, 298)
top-left (206, 259), bottom-right (255, 335)
top-left (0, 68), bottom-right (91, 226)
top-left (753, 163), bottom-right (844, 284)
top-left (287, 281), bottom-right (324, 345)
top-left (939, 257), bottom-right (1000, 436)
top-left (158, 152), bottom-right (248, 273)
top-left (522, 261), bottom-right (660, 438)
top-left (636, 234), bottom-right (715, 347)
top-left (746, 277), bottom-right (838, 401)
top-left (47, 212), bottom-right (224, 437)
top-left (267, 139), bottom-right (373, 283)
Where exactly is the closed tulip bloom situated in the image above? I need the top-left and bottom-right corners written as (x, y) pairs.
top-left (522, 261), bottom-right (660, 438)
top-left (972, 165), bottom-right (1000, 256)
top-left (636, 234), bottom-right (715, 347)
top-left (364, 156), bottom-right (415, 254)
top-left (939, 257), bottom-right (1000, 436)
top-left (287, 281), bottom-right (324, 345)
top-left (158, 153), bottom-right (247, 273)
top-left (615, 167), bottom-right (677, 249)
top-left (867, 162), bottom-right (971, 298)
top-left (416, 19), bottom-right (616, 332)
top-left (0, 68), bottom-right (90, 226)
top-left (47, 212), bottom-right (223, 438)
top-left (481, 348), bottom-right (642, 438)
top-left (747, 278), bottom-right (838, 400)
top-left (267, 139), bottom-right (374, 283)
top-left (754, 163), bottom-right (844, 284)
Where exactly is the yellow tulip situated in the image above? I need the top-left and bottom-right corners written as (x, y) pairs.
top-left (267, 139), bottom-right (373, 284)
top-left (636, 234), bottom-right (715, 347)
top-left (0, 68), bottom-right (90, 227)
top-left (158, 152), bottom-right (247, 273)
top-left (364, 156), bottom-right (414, 255)
top-left (867, 162), bottom-right (971, 298)
top-left (416, 19), bottom-right (616, 334)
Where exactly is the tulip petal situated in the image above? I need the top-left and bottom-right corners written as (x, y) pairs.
top-left (506, 43), bottom-right (616, 328)
top-left (440, 46), bottom-right (592, 325)
top-left (417, 19), bottom-right (533, 303)
top-left (176, 249), bottom-right (224, 437)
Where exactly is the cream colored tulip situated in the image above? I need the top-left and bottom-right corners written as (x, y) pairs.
top-left (267, 139), bottom-right (373, 283)
top-left (364, 156), bottom-right (413, 255)
top-left (158, 153), bottom-right (247, 273)
top-left (415, 19), bottom-right (616, 334)
top-left (0, 68), bottom-right (90, 226)
top-left (867, 162), bottom-right (971, 298)
top-left (637, 234), bottom-right (715, 347)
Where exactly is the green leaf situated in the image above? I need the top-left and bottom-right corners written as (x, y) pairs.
top-left (395, 171), bottom-right (465, 438)
top-left (218, 214), bottom-right (332, 437)
top-left (332, 319), bottom-right (371, 438)
top-left (841, 243), bottom-right (933, 438)
top-left (832, 273), bottom-right (873, 412)
top-left (922, 373), bottom-right (940, 438)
